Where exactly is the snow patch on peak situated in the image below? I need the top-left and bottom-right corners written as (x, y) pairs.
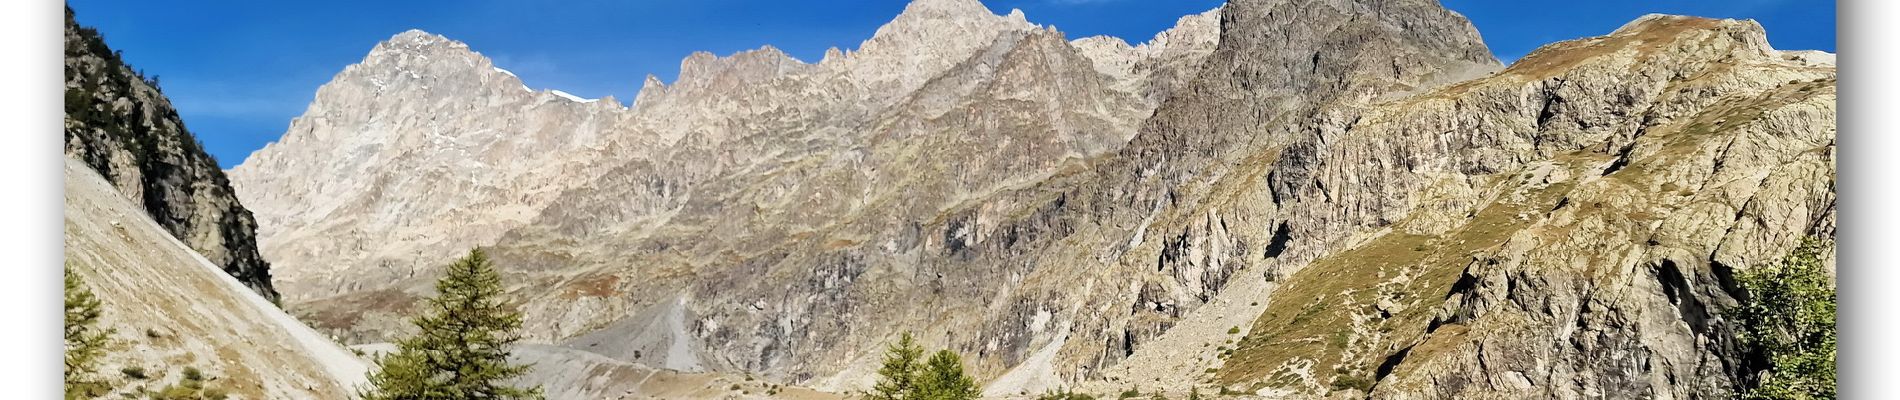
top-left (493, 67), bottom-right (533, 92)
top-left (549, 89), bottom-right (598, 103)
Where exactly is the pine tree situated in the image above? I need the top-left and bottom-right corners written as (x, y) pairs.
top-left (870, 332), bottom-right (925, 400)
top-left (359, 249), bottom-right (543, 400)
top-left (916, 349), bottom-right (979, 400)
top-left (64, 264), bottom-right (113, 399)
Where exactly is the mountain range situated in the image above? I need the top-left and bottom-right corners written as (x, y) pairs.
top-left (65, 0), bottom-right (1834, 398)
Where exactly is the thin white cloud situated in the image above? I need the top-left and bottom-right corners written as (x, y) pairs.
top-left (170, 95), bottom-right (307, 120)
top-left (164, 79), bottom-right (314, 121)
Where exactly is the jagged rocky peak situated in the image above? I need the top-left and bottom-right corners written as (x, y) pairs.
top-left (1186, 0), bottom-right (1500, 110)
top-left (632, 74), bottom-right (668, 109)
top-left (1071, 6), bottom-right (1221, 91)
top-left (868, 0), bottom-right (1037, 45)
top-left (1143, 6), bottom-right (1221, 51)
top-left (228, 23), bottom-right (632, 306)
top-left (667, 46), bottom-right (811, 95)
top-left (317, 28), bottom-right (537, 105)
top-left (887, 0), bottom-right (1005, 25)
top-left (355, 29), bottom-right (488, 74)
top-left (841, 0), bottom-right (1038, 90)
top-left (821, 46), bottom-right (846, 64)
top-left (374, 29), bottom-right (469, 53)
top-left (863, 0), bottom-right (1024, 52)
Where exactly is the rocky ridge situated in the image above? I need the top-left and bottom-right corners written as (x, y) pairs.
top-left (1198, 12), bottom-right (1836, 399)
top-left (64, 8), bottom-right (279, 301)
top-left (227, 0), bottom-right (1834, 398)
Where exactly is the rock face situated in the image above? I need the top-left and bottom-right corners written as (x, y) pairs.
top-left (63, 8), bottom-right (278, 301)
top-left (1209, 12), bottom-right (1836, 399)
top-left (65, 158), bottom-right (367, 399)
top-left (227, 28), bottom-right (623, 301)
top-left (229, 0), bottom-right (1833, 397)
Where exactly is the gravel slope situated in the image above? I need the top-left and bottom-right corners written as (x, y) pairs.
top-left (65, 158), bottom-right (368, 398)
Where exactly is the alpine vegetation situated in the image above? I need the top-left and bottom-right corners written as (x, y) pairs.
top-left (64, 264), bottom-right (112, 400)
top-left (359, 249), bottom-right (544, 400)
top-left (1732, 238), bottom-right (1837, 400)
top-left (871, 332), bottom-right (981, 400)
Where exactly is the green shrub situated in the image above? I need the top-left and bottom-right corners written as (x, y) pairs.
top-left (120, 366), bottom-right (148, 380)
top-left (1034, 388), bottom-right (1096, 400)
top-left (147, 367), bottom-right (227, 400)
top-left (1329, 375), bottom-right (1373, 392)
top-left (1118, 386), bottom-right (1140, 399)
top-left (1731, 238), bottom-right (1836, 400)
top-left (64, 264), bottom-right (114, 400)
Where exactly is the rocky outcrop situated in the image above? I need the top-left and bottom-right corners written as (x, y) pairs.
top-left (1211, 13), bottom-right (1835, 399)
top-left (63, 8), bottom-right (279, 301)
top-left (1072, 6), bottom-right (1222, 105)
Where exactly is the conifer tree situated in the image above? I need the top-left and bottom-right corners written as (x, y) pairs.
top-left (916, 349), bottom-right (979, 400)
top-left (64, 264), bottom-right (112, 399)
top-left (360, 249), bottom-right (543, 400)
top-left (870, 332), bottom-right (925, 400)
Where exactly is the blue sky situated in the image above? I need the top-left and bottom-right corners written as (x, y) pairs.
top-left (66, 0), bottom-right (1835, 168)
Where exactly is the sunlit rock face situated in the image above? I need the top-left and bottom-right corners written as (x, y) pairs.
top-left (231, 0), bottom-right (1833, 396)
top-left (64, 8), bottom-right (279, 301)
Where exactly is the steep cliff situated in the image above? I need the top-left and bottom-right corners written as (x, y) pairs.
top-left (63, 8), bottom-right (278, 301)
